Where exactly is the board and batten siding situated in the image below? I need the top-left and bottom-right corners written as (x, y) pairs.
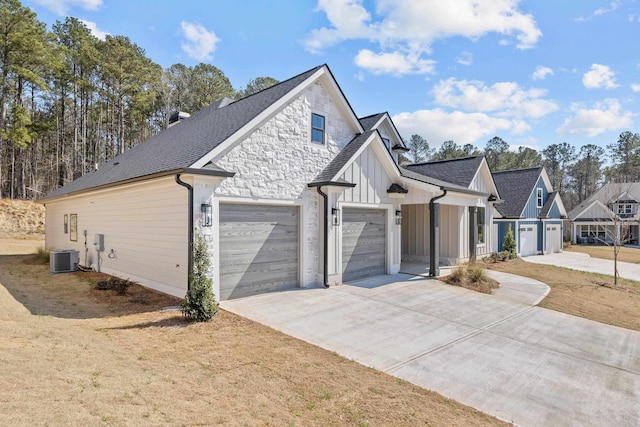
top-left (340, 145), bottom-right (394, 205)
top-left (44, 177), bottom-right (189, 297)
top-left (522, 176), bottom-right (549, 219)
top-left (400, 204), bottom-right (462, 264)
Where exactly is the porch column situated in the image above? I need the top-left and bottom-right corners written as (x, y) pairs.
top-left (429, 203), bottom-right (440, 276)
top-left (469, 206), bottom-right (477, 263)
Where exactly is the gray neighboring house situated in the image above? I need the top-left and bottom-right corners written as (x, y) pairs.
top-left (492, 166), bottom-right (566, 256)
top-left (568, 183), bottom-right (640, 245)
top-left (40, 64), bottom-right (499, 300)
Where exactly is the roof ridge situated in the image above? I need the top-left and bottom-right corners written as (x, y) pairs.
top-left (407, 155), bottom-right (481, 167)
top-left (358, 112), bottom-right (387, 120)
top-left (492, 165), bottom-right (542, 175)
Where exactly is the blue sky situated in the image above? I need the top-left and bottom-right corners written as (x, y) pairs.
top-left (25, 0), bottom-right (640, 153)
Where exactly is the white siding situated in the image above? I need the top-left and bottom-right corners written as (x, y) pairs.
top-left (340, 146), bottom-right (394, 204)
top-left (44, 177), bottom-right (189, 297)
top-left (575, 202), bottom-right (613, 220)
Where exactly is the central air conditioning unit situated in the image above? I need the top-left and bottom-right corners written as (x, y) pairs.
top-left (50, 250), bottom-right (80, 273)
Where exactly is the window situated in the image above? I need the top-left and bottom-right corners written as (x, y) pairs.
top-left (617, 203), bottom-right (633, 214)
top-left (477, 207), bottom-right (486, 244)
top-left (311, 113), bottom-right (325, 144)
top-left (382, 137), bottom-right (390, 149)
top-left (69, 214), bottom-right (78, 242)
top-left (64, 214), bottom-right (68, 234)
top-left (536, 188), bottom-right (543, 208)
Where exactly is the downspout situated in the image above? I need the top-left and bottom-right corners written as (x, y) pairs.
top-left (175, 174), bottom-right (193, 291)
top-left (316, 186), bottom-right (330, 288)
top-left (429, 188), bottom-right (447, 277)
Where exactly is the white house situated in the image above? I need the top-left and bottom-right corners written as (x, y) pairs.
top-left (569, 183), bottom-right (640, 245)
top-left (41, 64), bottom-right (499, 300)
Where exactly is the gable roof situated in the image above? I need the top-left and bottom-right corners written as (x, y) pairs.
top-left (569, 182), bottom-right (640, 220)
top-left (492, 166), bottom-right (543, 218)
top-left (42, 65), bottom-right (336, 201)
top-left (404, 156), bottom-right (485, 188)
top-left (359, 113), bottom-right (386, 131)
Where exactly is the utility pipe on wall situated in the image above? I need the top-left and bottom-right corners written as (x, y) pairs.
top-left (175, 174), bottom-right (194, 291)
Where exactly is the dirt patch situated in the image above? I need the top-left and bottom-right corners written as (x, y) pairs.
top-left (0, 252), bottom-right (506, 426)
top-left (0, 199), bottom-right (45, 237)
top-left (566, 245), bottom-right (640, 264)
top-left (486, 258), bottom-right (640, 331)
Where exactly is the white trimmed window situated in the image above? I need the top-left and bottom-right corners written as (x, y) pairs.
top-left (617, 203), bottom-right (633, 214)
top-left (311, 113), bottom-right (325, 144)
top-left (477, 207), bottom-right (486, 244)
top-left (536, 188), bottom-right (543, 208)
top-left (382, 137), bottom-right (390, 149)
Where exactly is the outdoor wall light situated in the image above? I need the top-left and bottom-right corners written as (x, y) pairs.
top-left (395, 209), bottom-right (403, 225)
top-left (332, 207), bottom-right (341, 226)
top-left (201, 203), bottom-right (213, 227)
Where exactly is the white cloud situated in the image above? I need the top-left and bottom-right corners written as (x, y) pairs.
top-left (557, 99), bottom-right (633, 136)
top-left (576, 1), bottom-right (620, 21)
top-left (532, 66), bottom-right (553, 81)
top-left (392, 109), bottom-right (513, 146)
top-left (632, 83), bottom-right (640, 93)
top-left (305, 0), bottom-right (542, 75)
top-left (79, 20), bottom-right (108, 41)
top-left (583, 64), bottom-right (619, 89)
top-left (354, 50), bottom-right (435, 75)
top-left (31, 0), bottom-right (102, 15)
top-left (456, 51), bottom-right (473, 66)
top-left (432, 78), bottom-right (559, 118)
top-left (180, 21), bottom-right (220, 61)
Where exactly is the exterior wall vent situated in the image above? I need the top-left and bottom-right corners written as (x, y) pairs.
top-left (50, 250), bottom-right (80, 273)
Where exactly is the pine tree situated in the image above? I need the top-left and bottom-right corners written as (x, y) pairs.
top-left (181, 232), bottom-right (217, 322)
top-left (503, 223), bottom-right (517, 259)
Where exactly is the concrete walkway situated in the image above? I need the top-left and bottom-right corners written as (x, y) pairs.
top-left (488, 270), bottom-right (550, 305)
top-left (523, 251), bottom-right (640, 281)
top-left (222, 274), bottom-right (640, 427)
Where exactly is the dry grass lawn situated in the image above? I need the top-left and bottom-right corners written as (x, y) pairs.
top-left (0, 251), bottom-right (506, 426)
top-left (566, 244), bottom-right (640, 264)
top-left (486, 258), bottom-right (640, 331)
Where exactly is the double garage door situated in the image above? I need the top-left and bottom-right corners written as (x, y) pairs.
top-left (342, 208), bottom-right (386, 282)
top-left (219, 204), bottom-right (298, 300)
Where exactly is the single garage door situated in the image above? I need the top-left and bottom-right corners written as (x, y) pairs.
top-left (219, 204), bottom-right (298, 300)
top-left (342, 208), bottom-right (386, 282)
top-left (546, 224), bottom-right (562, 253)
top-left (519, 224), bottom-right (537, 257)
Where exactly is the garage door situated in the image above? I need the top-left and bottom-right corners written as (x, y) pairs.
top-left (519, 225), bottom-right (537, 257)
top-left (546, 225), bottom-right (562, 253)
top-left (342, 208), bottom-right (386, 282)
top-left (219, 204), bottom-right (298, 300)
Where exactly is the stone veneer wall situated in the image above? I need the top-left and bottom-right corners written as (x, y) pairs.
top-left (210, 81), bottom-right (355, 286)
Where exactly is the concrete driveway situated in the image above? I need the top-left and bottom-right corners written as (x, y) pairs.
top-left (524, 251), bottom-right (640, 281)
top-left (222, 274), bottom-right (640, 427)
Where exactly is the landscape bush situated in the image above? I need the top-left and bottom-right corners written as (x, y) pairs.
top-left (181, 233), bottom-right (218, 322)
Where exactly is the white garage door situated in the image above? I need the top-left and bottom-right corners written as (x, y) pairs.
top-left (219, 204), bottom-right (298, 300)
top-left (519, 225), bottom-right (538, 257)
top-left (342, 208), bottom-right (386, 282)
top-left (546, 225), bottom-right (562, 254)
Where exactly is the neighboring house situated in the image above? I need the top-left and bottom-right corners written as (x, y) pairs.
top-left (568, 183), bottom-right (640, 245)
top-left (492, 166), bottom-right (567, 256)
top-left (41, 64), bottom-right (499, 301)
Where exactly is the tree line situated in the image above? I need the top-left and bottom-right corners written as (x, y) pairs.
top-left (401, 131), bottom-right (640, 211)
top-left (2, 0), bottom-right (638, 213)
top-left (0, 0), bottom-right (278, 200)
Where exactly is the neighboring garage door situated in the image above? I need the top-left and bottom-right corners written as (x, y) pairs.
top-left (546, 224), bottom-right (562, 253)
top-left (219, 204), bottom-right (298, 300)
top-left (519, 225), bottom-right (537, 257)
top-left (342, 208), bottom-right (386, 282)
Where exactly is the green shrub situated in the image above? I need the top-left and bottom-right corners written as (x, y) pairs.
top-left (181, 233), bottom-right (218, 322)
top-left (502, 224), bottom-right (517, 259)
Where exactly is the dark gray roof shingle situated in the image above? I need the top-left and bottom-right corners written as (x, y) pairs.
top-left (358, 113), bottom-right (386, 131)
top-left (42, 65), bottom-right (325, 200)
top-left (492, 167), bottom-right (543, 218)
top-left (539, 191), bottom-right (557, 218)
top-left (399, 167), bottom-right (481, 194)
top-left (309, 131), bottom-right (376, 186)
top-left (404, 156), bottom-right (484, 188)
